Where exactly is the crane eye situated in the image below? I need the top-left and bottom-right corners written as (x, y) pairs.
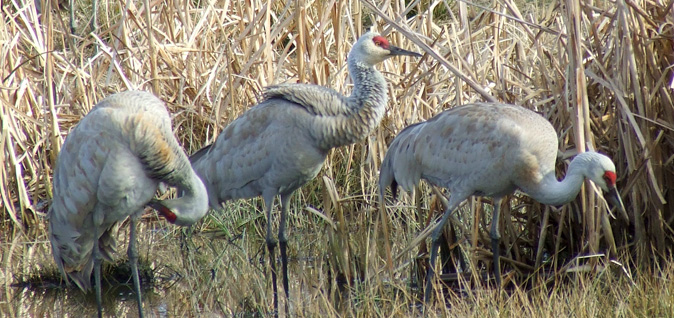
top-left (372, 36), bottom-right (390, 49)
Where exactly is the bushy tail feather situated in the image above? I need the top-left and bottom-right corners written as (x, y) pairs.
top-left (378, 123), bottom-right (423, 202)
top-left (49, 211), bottom-right (118, 292)
top-left (378, 154), bottom-right (399, 202)
top-left (67, 225), bottom-right (116, 291)
top-left (68, 264), bottom-right (94, 291)
top-left (98, 224), bottom-right (118, 262)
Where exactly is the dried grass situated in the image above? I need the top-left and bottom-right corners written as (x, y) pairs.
top-left (1, 0), bottom-right (673, 316)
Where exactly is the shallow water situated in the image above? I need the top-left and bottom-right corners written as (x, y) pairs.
top-left (0, 218), bottom-right (207, 317)
top-left (7, 285), bottom-right (161, 318)
top-left (0, 213), bottom-right (352, 317)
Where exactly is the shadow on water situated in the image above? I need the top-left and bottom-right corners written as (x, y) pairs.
top-left (10, 259), bottom-right (175, 317)
top-left (0, 220), bottom-right (188, 318)
top-left (1, 216), bottom-right (380, 317)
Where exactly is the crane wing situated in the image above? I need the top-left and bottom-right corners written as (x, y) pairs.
top-left (48, 114), bottom-right (116, 290)
top-left (262, 84), bottom-right (353, 116)
top-left (191, 103), bottom-right (278, 205)
top-left (379, 122), bottom-right (425, 197)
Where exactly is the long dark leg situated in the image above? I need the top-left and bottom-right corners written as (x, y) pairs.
top-left (490, 198), bottom-right (502, 287)
top-left (69, 0), bottom-right (75, 34)
top-left (91, 0), bottom-right (97, 34)
top-left (279, 193), bottom-right (292, 316)
top-left (439, 231), bottom-right (452, 275)
top-left (93, 226), bottom-right (103, 318)
top-left (128, 215), bottom-right (144, 318)
top-left (424, 198), bottom-right (462, 304)
top-left (262, 192), bottom-right (279, 316)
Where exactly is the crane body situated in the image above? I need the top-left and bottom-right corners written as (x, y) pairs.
top-left (190, 31), bottom-right (421, 314)
top-left (379, 102), bottom-right (628, 303)
top-left (49, 90), bottom-right (209, 318)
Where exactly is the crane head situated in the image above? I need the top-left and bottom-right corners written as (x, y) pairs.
top-left (585, 153), bottom-right (629, 224)
top-left (602, 170), bottom-right (629, 224)
top-left (149, 199), bottom-right (178, 224)
top-left (349, 31), bottom-right (421, 66)
top-left (148, 184), bottom-right (210, 227)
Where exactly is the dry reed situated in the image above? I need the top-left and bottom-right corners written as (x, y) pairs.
top-left (1, 0), bottom-right (673, 316)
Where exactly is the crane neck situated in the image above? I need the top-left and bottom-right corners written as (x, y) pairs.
top-left (156, 171), bottom-right (209, 226)
top-left (524, 153), bottom-right (596, 206)
top-left (134, 121), bottom-right (209, 226)
top-left (121, 107), bottom-right (209, 226)
top-left (347, 59), bottom-right (388, 109)
top-left (317, 59), bottom-right (387, 149)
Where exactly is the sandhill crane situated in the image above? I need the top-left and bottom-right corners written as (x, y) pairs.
top-left (190, 31), bottom-right (421, 313)
top-left (48, 90), bottom-right (209, 318)
top-left (378, 102), bottom-right (628, 304)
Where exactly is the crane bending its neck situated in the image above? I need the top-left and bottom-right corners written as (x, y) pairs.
top-left (151, 172), bottom-right (209, 226)
top-left (525, 152), bottom-right (610, 206)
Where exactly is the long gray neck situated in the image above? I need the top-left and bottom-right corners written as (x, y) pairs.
top-left (524, 153), bottom-right (595, 206)
top-left (317, 60), bottom-right (387, 149)
top-left (131, 121), bottom-right (208, 226)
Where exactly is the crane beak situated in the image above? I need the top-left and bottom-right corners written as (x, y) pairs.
top-left (148, 199), bottom-right (162, 212)
top-left (148, 199), bottom-right (178, 224)
top-left (388, 45), bottom-right (422, 58)
top-left (606, 185), bottom-right (629, 225)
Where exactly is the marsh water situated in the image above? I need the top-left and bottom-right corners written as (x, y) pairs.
top-left (0, 209), bottom-right (359, 317)
top-left (1, 217), bottom-right (188, 317)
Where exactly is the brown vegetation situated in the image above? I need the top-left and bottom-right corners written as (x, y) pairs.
top-left (1, 0), bottom-right (673, 316)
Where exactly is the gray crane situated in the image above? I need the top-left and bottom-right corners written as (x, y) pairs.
top-left (190, 31), bottom-right (421, 313)
top-left (48, 90), bottom-right (209, 318)
top-left (378, 102), bottom-right (628, 304)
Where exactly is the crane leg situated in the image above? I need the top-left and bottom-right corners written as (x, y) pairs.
top-left (424, 200), bottom-right (460, 304)
top-left (93, 226), bottom-right (103, 318)
top-left (279, 193), bottom-right (291, 316)
top-left (69, 0), bottom-right (75, 34)
top-left (490, 198), bottom-right (502, 287)
top-left (263, 192), bottom-right (279, 316)
top-left (128, 215), bottom-right (145, 318)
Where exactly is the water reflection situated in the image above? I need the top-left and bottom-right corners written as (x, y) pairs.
top-left (1, 216), bottom-right (373, 317)
top-left (1, 221), bottom-right (181, 317)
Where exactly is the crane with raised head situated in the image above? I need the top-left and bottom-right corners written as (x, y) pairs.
top-left (190, 30), bottom-right (421, 314)
top-left (49, 90), bottom-right (209, 318)
top-left (378, 102), bottom-right (628, 304)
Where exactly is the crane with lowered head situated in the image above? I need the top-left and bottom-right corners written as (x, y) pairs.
top-left (49, 90), bottom-right (210, 318)
top-left (379, 102), bottom-right (628, 304)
